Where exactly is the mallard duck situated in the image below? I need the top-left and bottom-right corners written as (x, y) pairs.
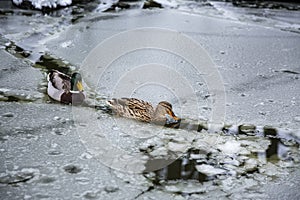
top-left (107, 98), bottom-right (181, 124)
top-left (47, 70), bottom-right (85, 105)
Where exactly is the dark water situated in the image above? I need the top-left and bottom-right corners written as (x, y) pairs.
top-left (232, 0), bottom-right (300, 10)
top-left (145, 126), bottom-right (299, 184)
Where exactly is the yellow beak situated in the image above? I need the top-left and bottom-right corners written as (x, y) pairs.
top-left (76, 81), bottom-right (84, 91)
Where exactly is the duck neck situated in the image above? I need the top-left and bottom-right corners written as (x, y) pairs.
top-left (71, 78), bottom-right (77, 91)
top-left (152, 106), bottom-right (166, 122)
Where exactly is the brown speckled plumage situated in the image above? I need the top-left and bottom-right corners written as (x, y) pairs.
top-left (107, 98), bottom-right (180, 123)
top-left (48, 70), bottom-right (71, 92)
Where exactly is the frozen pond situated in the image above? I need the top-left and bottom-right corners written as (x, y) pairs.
top-left (1, 0), bottom-right (300, 199)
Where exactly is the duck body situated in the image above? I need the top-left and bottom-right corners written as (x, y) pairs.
top-left (107, 98), bottom-right (180, 124)
top-left (47, 70), bottom-right (85, 105)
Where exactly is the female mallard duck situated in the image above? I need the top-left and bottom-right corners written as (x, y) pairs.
top-left (107, 98), bottom-right (181, 125)
top-left (47, 70), bottom-right (85, 105)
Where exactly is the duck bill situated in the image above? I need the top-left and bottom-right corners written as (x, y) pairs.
top-left (171, 115), bottom-right (180, 121)
top-left (164, 113), bottom-right (181, 128)
top-left (167, 110), bottom-right (181, 123)
top-left (76, 81), bottom-right (84, 91)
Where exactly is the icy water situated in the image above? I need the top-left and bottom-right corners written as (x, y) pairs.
top-left (1, 0), bottom-right (300, 199)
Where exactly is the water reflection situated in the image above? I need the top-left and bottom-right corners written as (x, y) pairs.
top-left (146, 126), bottom-right (299, 184)
top-left (145, 150), bottom-right (210, 184)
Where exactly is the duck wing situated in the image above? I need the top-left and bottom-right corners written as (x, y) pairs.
top-left (108, 98), bottom-right (154, 122)
top-left (123, 98), bottom-right (152, 109)
top-left (109, 98), bottom-right (152, 109)
top-left (48, 70), bottom-right (71, 91)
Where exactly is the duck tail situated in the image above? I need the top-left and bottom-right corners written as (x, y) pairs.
top-left (47, 70), bottom-right (57, 82)
top-left (106, 99), bottom-right (114, 106)
top-left (47, 71), bottom-right (52, 82)
top-left (107, 98), bottom-right (121, 106)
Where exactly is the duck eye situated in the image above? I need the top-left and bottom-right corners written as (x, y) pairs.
top-left (167, 110), bottom-right (173, 116)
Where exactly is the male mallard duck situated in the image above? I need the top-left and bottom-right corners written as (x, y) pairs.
top-left (107, 98), bottom-right (181, 124)
top-left (47, 70), bottom-right (85, 105)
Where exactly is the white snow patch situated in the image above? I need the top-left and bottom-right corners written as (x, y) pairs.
top-left (61, 40), bottom-right (73, 48)
top-left (195, 164), bottom-right (226, 176)
top-left (217, 140), bottom-right (241, 156)
top-left (96, 0), bottom-right (118, 12)
top-left (155, 0), bottom-right (179, 8)
top-left (13, 0), bottom-right (23, 5)
top-left (13, 0), bottom-right (72, 9)
top-left (168, 142), bottom-right (189, 152)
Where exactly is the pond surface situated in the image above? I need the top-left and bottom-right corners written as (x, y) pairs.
top-left (0, 0), bottom-right (300, 199)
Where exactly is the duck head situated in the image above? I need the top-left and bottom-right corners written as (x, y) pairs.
top-left (71, 73), bottom-right (84, 92)
top-left (153, 101), bottom-right (181, 124)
